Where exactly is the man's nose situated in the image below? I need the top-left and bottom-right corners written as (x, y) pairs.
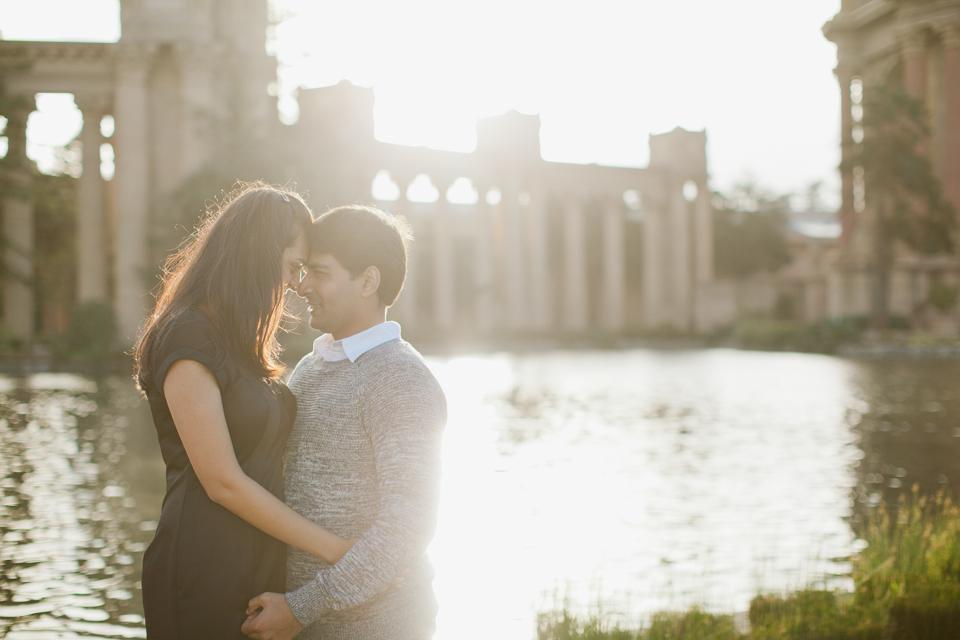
top-left (294, 278), bottom-right (312, 296)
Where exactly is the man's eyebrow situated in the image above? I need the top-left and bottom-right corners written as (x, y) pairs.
top-left (307, 260), bottom-right (331, 270)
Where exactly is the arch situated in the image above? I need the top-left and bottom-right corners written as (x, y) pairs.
top-left (407, 174), bottom-right (440, 203)
top-left (371, 169), bottom-right (400, 201)
top-left (623, 189), bottom-right (642, 211)
top-left (446, 177), bottom-right (479, 205)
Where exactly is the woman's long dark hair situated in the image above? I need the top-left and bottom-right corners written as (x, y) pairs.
top-left (135, 182), bottom-right (313, 391)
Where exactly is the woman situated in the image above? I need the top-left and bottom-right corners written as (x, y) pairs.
top-left (135, 183), bottom-right (350, 638)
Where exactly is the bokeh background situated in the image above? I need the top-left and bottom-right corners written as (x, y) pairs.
top-left (1, 1), bottom-right (960, 638)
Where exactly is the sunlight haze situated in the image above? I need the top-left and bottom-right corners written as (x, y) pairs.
top-left (0, 0), bottom-right (842, 203)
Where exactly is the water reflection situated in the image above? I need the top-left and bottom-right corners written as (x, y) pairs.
top-left (1, 352), bottom-right (960, 640)
top-left (0, 373), bottom-right (159, 638)
top-left (848, 360), bottom-right (960, 524)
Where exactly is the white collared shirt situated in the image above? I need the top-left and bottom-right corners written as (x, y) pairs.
top-left (312, 321), bottom-right (402, 363)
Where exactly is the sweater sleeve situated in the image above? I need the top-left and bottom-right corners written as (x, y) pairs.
top-left (285, 355), bottom-right (447, 625)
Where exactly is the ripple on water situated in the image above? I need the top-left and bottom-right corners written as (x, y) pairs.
top-left (0, 375), bottom-right (156, 638)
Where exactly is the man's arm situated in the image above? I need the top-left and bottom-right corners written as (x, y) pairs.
top-left (285, 357), bottom-right (447, 627)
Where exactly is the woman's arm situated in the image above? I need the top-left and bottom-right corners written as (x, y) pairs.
top-left (163, 358), bottom-right (353, 564)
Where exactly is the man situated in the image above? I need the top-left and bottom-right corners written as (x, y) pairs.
top-left (241, 205), bottom-right (447, 640)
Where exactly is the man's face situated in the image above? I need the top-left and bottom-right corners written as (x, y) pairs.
top-left (295, 253), bottom-right (365, 334)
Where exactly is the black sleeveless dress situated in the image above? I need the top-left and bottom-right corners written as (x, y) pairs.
top-left (141, 308), bottom-right (297, 639)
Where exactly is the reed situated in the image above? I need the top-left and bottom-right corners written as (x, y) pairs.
top-left (537, 488), bottom-right (960, 640)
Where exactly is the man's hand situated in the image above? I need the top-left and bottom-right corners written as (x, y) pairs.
top-left (241, 592), bottom-right (304, 640)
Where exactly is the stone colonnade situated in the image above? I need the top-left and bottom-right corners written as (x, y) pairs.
top-left (1, 98), bottom-right (37, 342)
top-left (0, 87), bottom-right (120, 343)
top-left (381, 170), bottom-right (712, 334)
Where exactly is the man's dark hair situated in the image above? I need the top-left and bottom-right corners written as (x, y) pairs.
top-left (310, 205), bottom-right (413, 307)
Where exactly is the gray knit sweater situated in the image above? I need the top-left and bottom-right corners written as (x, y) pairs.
top-left (283, 338), bottom-right (447, 640)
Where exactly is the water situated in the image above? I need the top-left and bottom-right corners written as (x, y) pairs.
top-left (2, 349), bottom-right (960, 639)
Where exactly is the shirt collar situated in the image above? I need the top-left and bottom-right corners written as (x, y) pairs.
top-left (312, 321), bottom-right (401, 363)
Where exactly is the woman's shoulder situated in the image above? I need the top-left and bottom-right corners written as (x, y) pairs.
top-left (150, 307), bottom-right (229, 391)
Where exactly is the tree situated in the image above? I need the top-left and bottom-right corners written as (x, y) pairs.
top-left (713, 183), bottom-right (793, 279)
top-left (845, 85), bottom-right (956, 329)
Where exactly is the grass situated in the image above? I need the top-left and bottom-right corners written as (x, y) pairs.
top-left (538, 489), bottom-right (960, 640)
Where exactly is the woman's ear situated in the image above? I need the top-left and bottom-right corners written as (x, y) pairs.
top-left (360, 266), bottom-right (381, 300)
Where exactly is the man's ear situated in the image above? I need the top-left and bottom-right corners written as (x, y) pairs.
top-left (359, 266), bottom-right (381, 300)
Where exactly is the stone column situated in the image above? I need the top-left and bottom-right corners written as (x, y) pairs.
top-left (2, 97), bottom-right (36, 343)
top-left (113, 47), bottom-right (152, 342)
top-left (75, 95), bottom-right (109, 304)
top-left (177, 44), bottom-right (217, 179)
top-left (941, 24), bottom-right (960, 212)
top-left (392, 175), bottom-right (418, 325)
top-left (433, 180), bottom-right (455, 330)
top-left (693, 183), bottom-right (713, 284)
top-left (526, 189), bottom-right (551, 330)
top-left (692, 184), bottom-right (713, 333)
top-left (643, 203), bottom-right (664, 328)
top-left (903, 32), bottom-right (927, 100)
top-left (902, 32), bottom-right (928, 156)
top-left (562, 197), bottom-right (588, 331)
top-left (502, 188), bottom-right (528, 329)
top-left (601, 201), bottom-right (625, 332)
top-left (837, 70), bottom-right (856, 241)
top-left (473, 184), bottom-right (495, 332)
top-left (671, 183), bottom-right (691, 332)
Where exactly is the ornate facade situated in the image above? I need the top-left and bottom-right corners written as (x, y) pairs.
top-left (289, 81), bottom-right (716, 335)
top-left (1, 0), bottom-right (718, 342)
top-left (0, 0), bottom-right (274, 342)
top-left (823, 0), bottom-right (960, 320)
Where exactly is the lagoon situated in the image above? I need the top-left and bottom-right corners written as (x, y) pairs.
top-left (1, 349), bottom-right (959, 639)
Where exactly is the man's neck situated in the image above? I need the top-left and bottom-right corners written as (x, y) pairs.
top-left (331, 308), bottom-right (388, 342)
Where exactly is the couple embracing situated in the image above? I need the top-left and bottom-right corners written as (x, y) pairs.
top-left (134, 183), bottom-right (446, 640)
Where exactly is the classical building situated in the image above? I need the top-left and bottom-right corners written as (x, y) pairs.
top-left (0, 0), bottom-right (275, 342)
top-left (1, 0), bottom-right (719, 342)
top-left (289, 81), bottom-right (717, 336)
top-left (823, 0), bottom-right (960, 320)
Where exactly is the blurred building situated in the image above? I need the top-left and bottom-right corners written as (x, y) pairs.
top-left (824, 0), bottom-right (960, 325)
top-left (290, 81), bottom-right (718, 336)
top-left (0, 0), bottom-right (275, 342)
top-left (1, 1), bottom-right (745, 343)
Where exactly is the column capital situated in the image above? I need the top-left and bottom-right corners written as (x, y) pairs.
top-left (113, 43), bottom-right (155, 77)
top-left (900, 30), bottom-right (927, 57)
top-left (938, 23), bottom-right (960, 49)
top-left (73, 92), bottom-right (110, 117)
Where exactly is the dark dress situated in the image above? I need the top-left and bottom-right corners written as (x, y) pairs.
top-left (141, 308), bottom-right (297, 639)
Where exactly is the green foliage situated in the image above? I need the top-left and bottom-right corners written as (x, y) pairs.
top-left (713, 184), bottom-right (793, 279)
top-left (32, 172), bottom-right (78, 334)
top-left (888, 584), bottom-right (960, 640)
top-left (843, 84), bottom-right (957, 328)
top-left (537, 609), bottom-right (637, 640)
top-left (732, 317), bottom-right (869, 354)
top-left (849, 85), bottom-right (956, 257)
top-left (646, 608), bottom-right (741, 640)
top-left (749, 590), bottom-right (885, 640)
top-left (67, 301), bottom-right (118, 357)
top-left (538, 489), bottom-right (960, 640)
top-left (926, 284), bottom-right (959, 313)
top-left (853, 488), bottom-right (960, 609)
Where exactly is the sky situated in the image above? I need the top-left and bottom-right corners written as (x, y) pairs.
top-left (0, 0), bottom-right (843, 207)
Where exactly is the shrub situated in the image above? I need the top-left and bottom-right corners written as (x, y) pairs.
top-left (927, 284), bottom-right (959, 313)
top-left (67, 301), bottom-right (119, 357)
top-left (749, 590), bottom-right (885, 640)
top-left (646, 608), bottom-right (741, 640)
top-left (536, 609), bottom-right (636, 640)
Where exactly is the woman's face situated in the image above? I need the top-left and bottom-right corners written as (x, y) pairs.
top-left (281, 232), bottom-right (309, 292)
